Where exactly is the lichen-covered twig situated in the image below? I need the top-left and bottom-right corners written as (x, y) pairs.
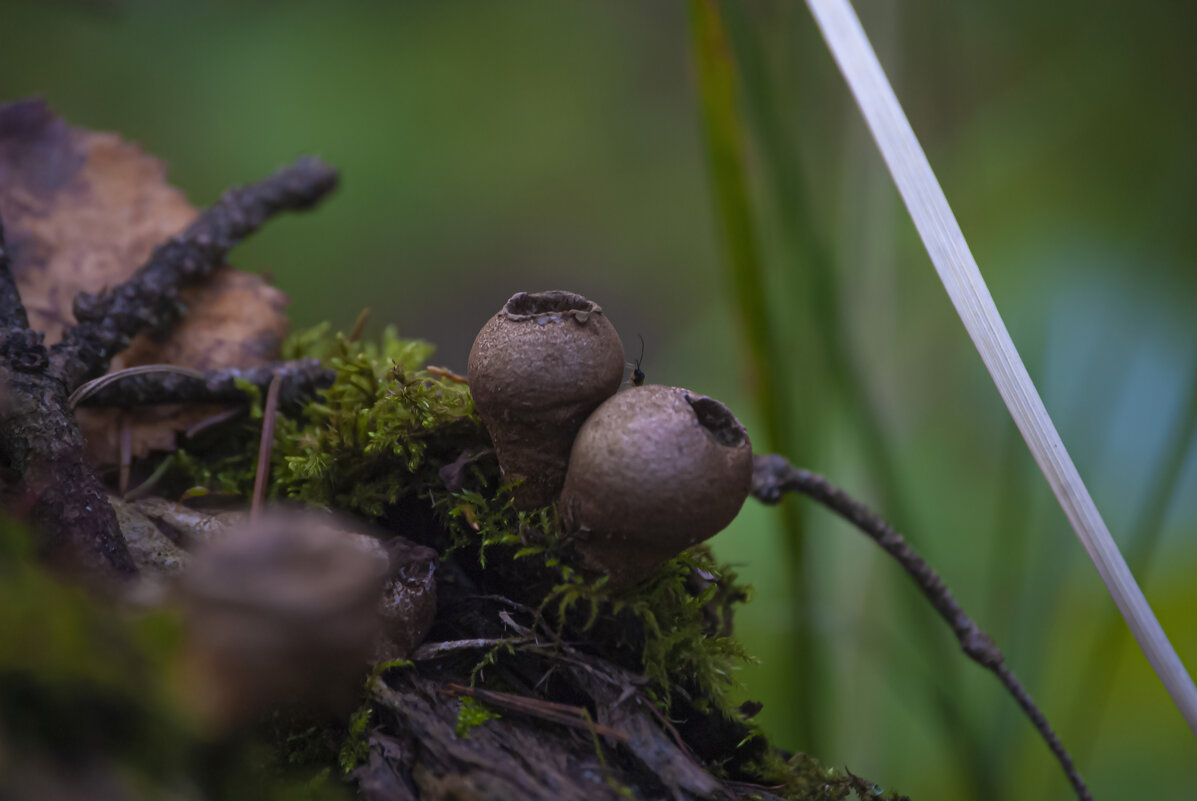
top-left (49, 156), bottom-right (338, 393)
top-left (0, 212), bottom-right (133, 575)
top-left (72, 359), bottom-right (334, 411)
top-left (751, 453), bottom-right (1091, 801)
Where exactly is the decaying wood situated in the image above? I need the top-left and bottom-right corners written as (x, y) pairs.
top-left (360, 630), bottom-right (732, 800)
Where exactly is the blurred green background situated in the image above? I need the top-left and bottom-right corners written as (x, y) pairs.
top-left (2, 0), bottom-right (1195, 798)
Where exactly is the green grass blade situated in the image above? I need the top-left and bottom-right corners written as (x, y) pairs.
top-left (687, 0), bottom-right (821, 747)
top-left (1070, 355), bottom-right (1197, 758)
top-left (719, 5), bottom-right (997, 790)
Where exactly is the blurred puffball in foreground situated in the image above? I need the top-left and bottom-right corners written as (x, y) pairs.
top-left (173, 512), bottom-right (388, 732)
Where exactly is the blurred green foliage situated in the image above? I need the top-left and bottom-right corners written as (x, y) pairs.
top-left (2, 1), bottom-right (1195, 798)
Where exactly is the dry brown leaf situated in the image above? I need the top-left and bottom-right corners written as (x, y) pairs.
top-left (0, 98), bottom-right (290, 462)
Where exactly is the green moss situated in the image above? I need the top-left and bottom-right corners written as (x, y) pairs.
top-left (745, 750), bottom-right (910, 801)
top-left (274, 326), bottom-right (477, 515)
top-left (454, 696), bottom-right (502, 738)
top-left (337, 704), bottom-right (374, 773)
top-left (540, 546), bottom-right (753, 715)
top-left (175, 323), bottom-right (480, 509)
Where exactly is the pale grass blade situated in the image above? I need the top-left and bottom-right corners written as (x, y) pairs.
top-left (804, 0), bottom-right (1197, 735)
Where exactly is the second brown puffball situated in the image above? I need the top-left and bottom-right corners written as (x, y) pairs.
top-left (468, 291), bottom-right (625, 509)
top-left (559, 384), bottom-right (753, 586)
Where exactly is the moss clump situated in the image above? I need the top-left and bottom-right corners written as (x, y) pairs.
top-left (175, 323), bottom-right (481, 512)
top-left (454, 696), bottom-right (502, 739)
top-left (746, 750), bottom-right (910, 801)
top-left (276, 323), bottom-right (478, 515)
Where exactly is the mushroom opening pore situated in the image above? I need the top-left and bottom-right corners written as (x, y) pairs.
top-left (686, 395), bottom-right (748, 448)
top-left (504, 290), bottom-right (596, 318)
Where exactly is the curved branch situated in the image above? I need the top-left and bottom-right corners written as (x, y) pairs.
top-left (49, 156), bottom-right (338, 393)
top-left (751, 453), bottom-right (1091, 801)
top-left (72, 359), bottom-right (333, 411)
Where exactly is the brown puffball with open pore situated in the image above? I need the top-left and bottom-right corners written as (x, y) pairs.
top-left (559, 384), bottom-right (753, 586)
top-left (467, 291), bottom-right (625, 509)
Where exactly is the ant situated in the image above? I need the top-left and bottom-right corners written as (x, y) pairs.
top-left (629, 334), bottom-right (645, 386)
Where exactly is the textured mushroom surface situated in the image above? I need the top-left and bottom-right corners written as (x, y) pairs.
top-left (376, 536), bottom-right (438, 661)
top-left (559, 384), bottom-right (753, 585)
top-left (467, 291), bottom-right (625, 508)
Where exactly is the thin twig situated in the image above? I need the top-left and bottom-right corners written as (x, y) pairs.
top-left (441, 682), bottom-right (630, 743)
top-left (250, 373), bottom-right (282, 521)
top-left (751, 453), bottom-right (1091, 801)
top-left (347, 307), bottom-right (370, 343)
top-left (184, 407), bottom-right (245, 439)
top-left (118, 415), bottom-right (132, 497)
top-left (49, 157), bottom-right (338, 393)
top-left (68, 364), bottom-right (207, 408)
top-left (426, 365), bottom-right (468, 384)
top-left (74, 359), bottom-right (333, 410)
top-left (639, 691), bottom-right (702, 763)
top-left (409, 637), bottom-right (531, 661)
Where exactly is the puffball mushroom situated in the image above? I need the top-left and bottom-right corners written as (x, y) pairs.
top-left (467, 291), bottom-right (625, 509)
top-left (559, 384), bottom-right (753, 586)
top-left (175, 512), bottom-right (387, 731)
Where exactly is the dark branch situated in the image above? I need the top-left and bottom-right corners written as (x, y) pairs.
top-left (1, 214), bottom-right (129, 576)
top-left (750, 453), bottom-right (1092, 801)
top-left (0, 374), bottom-right (137, 577)
top-left (0, 215), bottom-right (30, 331)
top-left (49, 156), bottom-right (338, 392)
top-left (73, 359), bottom-right (333, 411)
top-left (0, 215), bottom-right (47, 374)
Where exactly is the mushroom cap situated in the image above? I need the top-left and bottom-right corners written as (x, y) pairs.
top-left (559, 385), bottom-right (753, 583)
top-left (467, 291), bottom-right (625, 507)
top-left (468, 291), bottom-right (625, 418)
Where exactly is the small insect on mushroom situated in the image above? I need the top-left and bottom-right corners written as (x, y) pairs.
top-left (630, 334), bottom-right (646, 387)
